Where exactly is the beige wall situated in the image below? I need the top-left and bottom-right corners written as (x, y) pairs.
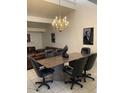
top-left (42, 2), bottom-right (97, 53)
top-left (27, 32), bottom-right (43, 49)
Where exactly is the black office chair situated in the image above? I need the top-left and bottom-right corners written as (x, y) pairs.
top-left (82, 53), bottom-right (97, 82)
top-left (81, 47), bottom-right (91, 55)
top-left (63, 57), bottom-right (88, 89)
top-left (31, 58), bottom-right (54, 91)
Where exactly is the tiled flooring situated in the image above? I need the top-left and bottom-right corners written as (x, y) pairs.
top-left (27, 62), bottom-right (96, 93)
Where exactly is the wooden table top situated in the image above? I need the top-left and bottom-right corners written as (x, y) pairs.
top-left (37, 52), bottom-right (89, 68)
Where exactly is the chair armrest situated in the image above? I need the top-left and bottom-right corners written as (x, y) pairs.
top-left (64, 65), bottom-right (74, 70)
top-left (39, 66), bottom-right (44, 69)
top-left (39, 66), bottom-right (45, 70)
top-left (63, 65), bottom-right (74, 76)
top-left (67, 65), bottom-right (73, 69)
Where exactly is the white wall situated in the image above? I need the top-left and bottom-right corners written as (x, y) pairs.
top-left (27, 31), bottom-right (43, 49)
top-left (42, 1), bottom-right (97, 53)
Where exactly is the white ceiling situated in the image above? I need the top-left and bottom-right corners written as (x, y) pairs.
top-left (27, 0), bottom-right (75, 19)
top-left (27, 0), bottom-right (92, 31)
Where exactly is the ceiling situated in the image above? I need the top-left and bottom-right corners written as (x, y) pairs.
top-left (27, 0), bottom-right (75, 19)
top-left (27, 0), bottom-right (96, 31)
top-left (88, 0), bottom-right (97, 4)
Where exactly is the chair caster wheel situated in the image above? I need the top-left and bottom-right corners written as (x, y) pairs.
top-left (35, 82), bottom-right (41, 84)
top-left (65, 81), bottom-right (67, 84)
top-left (81, 85), bottom-right (83, 88)
top-left (36, 89), bottom-right (38, 91)
top-left (48, 87), bottom-right (50, 89)
top-left (88, 74), bottom-right (91, 76)
top-left (84, 79), bottom-right (86, 82)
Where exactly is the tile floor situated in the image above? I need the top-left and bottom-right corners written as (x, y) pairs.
top-left (27, 62), bottom-right (97, 93)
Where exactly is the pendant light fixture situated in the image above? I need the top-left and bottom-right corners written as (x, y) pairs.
top-left (52, 0), bottom-right (69, 32)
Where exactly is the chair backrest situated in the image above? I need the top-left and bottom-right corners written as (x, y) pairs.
top-left (84, 53), bottom-right (97, 71)
top-left (31, 58), bottom-right (43, 77)
top-left (81, 47), bottom-right (91, 55)
top-left (71, 57), bottom-right (88, 77)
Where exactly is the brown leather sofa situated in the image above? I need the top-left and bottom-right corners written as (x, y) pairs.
top-left (27, 46), bottom-right (45, 70)
top-left (27, 46), bottom-right (63, 70)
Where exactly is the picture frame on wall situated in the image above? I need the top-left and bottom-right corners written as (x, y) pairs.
top-left (83, 27), bottom-right (94, 45)
top-left (27, 34), bottom-right (31, 42)
top-left (51, 33), bottom-right (55, 43)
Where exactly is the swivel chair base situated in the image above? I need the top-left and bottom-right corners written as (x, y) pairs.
top-left (35, 78), bottom-right (53, 91)
top-left (82, 71), bottom-right (95, 82)
top-left (65, 78), bottom-right (83, 89)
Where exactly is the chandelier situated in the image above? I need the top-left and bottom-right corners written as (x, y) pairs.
top-left (52, 0), bottom-right (69, 32)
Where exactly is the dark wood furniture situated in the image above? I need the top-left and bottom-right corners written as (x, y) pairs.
top-left (37, 53), bottom-right (88, 68)
top-left (37, 52), bottom-right (90, 81)
top-left (27, 46), bottom-right (63, 70)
